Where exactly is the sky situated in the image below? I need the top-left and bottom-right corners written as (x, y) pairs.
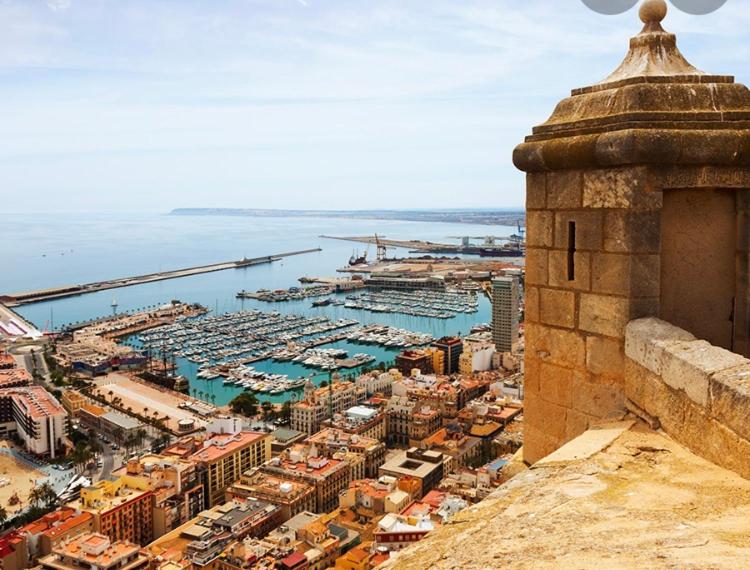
top-left (1, 0), bottom-right (748, 213)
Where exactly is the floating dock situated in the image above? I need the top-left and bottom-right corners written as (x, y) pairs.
top-left (1, 248), bottom-right (322, 307)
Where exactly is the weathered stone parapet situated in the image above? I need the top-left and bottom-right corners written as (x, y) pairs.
top-left (625, 317), bottom-right (750, 478)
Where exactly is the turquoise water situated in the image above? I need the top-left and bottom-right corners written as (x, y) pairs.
top-left (4, 213), bottom-right (511, 405)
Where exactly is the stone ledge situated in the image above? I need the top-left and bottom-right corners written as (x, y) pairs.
top-left (625, 317), bottom-right (750, 477)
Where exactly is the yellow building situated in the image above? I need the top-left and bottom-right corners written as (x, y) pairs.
top-left (70, 476), bottom-right (154, 546)
top-left (60, 390), bottom-right (87, 414)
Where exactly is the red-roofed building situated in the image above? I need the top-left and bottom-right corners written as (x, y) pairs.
top-left (0, 369), bottom-right (29, 389)
top-left (279, 551), bottom-right (308, 570)
top-left (0, 532), bottom-right (28, 570)
top-left (0, 353), bottom-right (16, 370)
top-left (0, 386), bottom-right (68, 457)
top-left (19, 508), bottom-right (95, 560)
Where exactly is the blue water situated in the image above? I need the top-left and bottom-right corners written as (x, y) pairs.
top-left (3, 213), bottom-right (516, 405)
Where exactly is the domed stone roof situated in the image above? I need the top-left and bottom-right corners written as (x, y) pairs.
top-left (514, 1), bottom-right (750, 172)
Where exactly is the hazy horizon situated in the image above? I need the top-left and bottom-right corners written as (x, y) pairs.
top-left (1, 0), bottom-right (747, 213)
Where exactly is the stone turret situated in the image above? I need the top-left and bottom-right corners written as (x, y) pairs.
top-left (515, 0), bottom-right (750, 463)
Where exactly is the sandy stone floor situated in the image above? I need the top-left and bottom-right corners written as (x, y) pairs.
top-left (382, 422), bottom-right (750, 570)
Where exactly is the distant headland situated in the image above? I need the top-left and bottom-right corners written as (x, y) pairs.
top-left (170, 208), bottom-right (525, 226)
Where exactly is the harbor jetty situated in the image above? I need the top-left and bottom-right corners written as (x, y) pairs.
top-left (1, 248), bottom-right (322, 307)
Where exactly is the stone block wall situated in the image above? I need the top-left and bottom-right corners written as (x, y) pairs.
top-left (524, 167), bottom-right (662, 463)
top-left (625, 317), bottom-right (750, 479)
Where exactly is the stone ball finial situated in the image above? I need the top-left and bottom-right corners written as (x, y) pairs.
top-left (639, 0), bottom-right (667, 24)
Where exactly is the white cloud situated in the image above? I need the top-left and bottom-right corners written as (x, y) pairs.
top-left (46, 0), bottom-right (71, 12)
top-left (0, 0), bottom-right (746, 212)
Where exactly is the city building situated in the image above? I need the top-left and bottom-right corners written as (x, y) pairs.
top-left (379, 449), bottom-right (444, 499)
top-left (0, 532), bottom-right (28, 570)
top-left (212, 537), bottom-right (301, 570)
top-left (338, 477), bottom-right (411, 517)
top-left (261, 446), bottom-right (350, 513)
top-left (70, 477), bottom-right (154, 546)
top-left (394, 348), bottom-right (443, 378)
top-left (430, 337), bottom-right (463, 375)
top-left (55, 336), bottom-right (146, 377)
top-left (60, 390), bottom-right (87, 415)
top-left (458, 334), bottom-right (496, 375)
top-left (77, 403), bottom-right (144, 444)
top-left (374, 513), bottom-right (434, 552)
top-left (334, 542), bottom-right (389, 570)
top-left (207, 499), bottom-right (284, 541)
top-left (183, 430), bottom-right (272, 508)
top-left (355, 370), bottom-right (399, 398)
top-left (38, 533), bottom-right (149, 570)
top-left (491, 276), bottom-right (519, 353)
top-left (271, 428), bottom-right (307, 455)
top-left (291, 380), bottom-right (358, 436)
top-left (384, 397), bottom-right (414, 447)
top-left (226, 469), bottom-right (316, 521)
top-left (19, 508), bottom-right (95, 561)
top-left (0, 386), bottom-right (68, 457)
top-left (321, 405), bottom-right (386, 442)
top-left (113, 454), bottom-right (206, 537)
top-left (419, 426), bottom-right (483, 470)
top-left (307, 428), bottom-right (386, 479)
top-left (0, 368), bottom-right (31, 389)
top-left (0, 352), bottom-right (15, 369)
top-left (408, 405), bottom-right (441, 445)
top-left (391, 374), bottom-right (461, 418)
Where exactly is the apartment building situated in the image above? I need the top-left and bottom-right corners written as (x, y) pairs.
top-left (291, 381), bottom-right (358, 436)
top-left (19, 508), bottom-right (95, 561)
top-left (38, 533), bottom-right (149, 570)
top-left (0, 386), bottom-right (68, 458)
top-left (69, 477), bottom-right (154, 546)
top-left (321, 405), bottom-right (386, 442)
top-left (113, 454), bottom-right (206, 537)
top-left (408, 405), bottom-right (442, 445)
top-left (430, 337), bottom-right (463, 375)
top-left (226, 469), bottom-right (316, 521)
top-left (379, 449), bottom-right (445, 499)
top-left (385, 397), bottom-right (415, 447)
top-left (491, 276), bottom-right (519, 353)
top-left (185, 431), bottom-right (272, 508)
top-left (0, 368), bottom-right (31, 389)
top-left (307, 428), bottom-right (386, 479)
top-left (261, 447), bottom-right (350, 513)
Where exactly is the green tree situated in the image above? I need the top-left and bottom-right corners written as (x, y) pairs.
top-left (135, 428), bottom-right (148, 449)
top-left (261, 400), bottom-right (273, 420)
top-left (280, 401), bottom-right (292, 424)
top-left (229, 393), bottom-right (259, 417)
top-left (152, 433), bottom-right (172, 453)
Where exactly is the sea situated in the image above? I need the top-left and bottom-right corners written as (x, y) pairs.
top-left (3, 213), bottom-right (520, 406)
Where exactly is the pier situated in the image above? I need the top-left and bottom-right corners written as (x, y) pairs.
top-left (1, 248), bottom-right (322, 307)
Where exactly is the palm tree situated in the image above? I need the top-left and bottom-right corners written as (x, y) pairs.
top-left (210, 394), bottom-right (216, 406)
top-left (135, 428), bottom-right (148, 450)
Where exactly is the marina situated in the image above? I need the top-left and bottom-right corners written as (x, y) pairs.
top-left (343, 289), bottom-right (479, 319)
top-left (132, 309), bottom-right (435, 396)
top-left (236, 285), bottom-right (334, 302)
